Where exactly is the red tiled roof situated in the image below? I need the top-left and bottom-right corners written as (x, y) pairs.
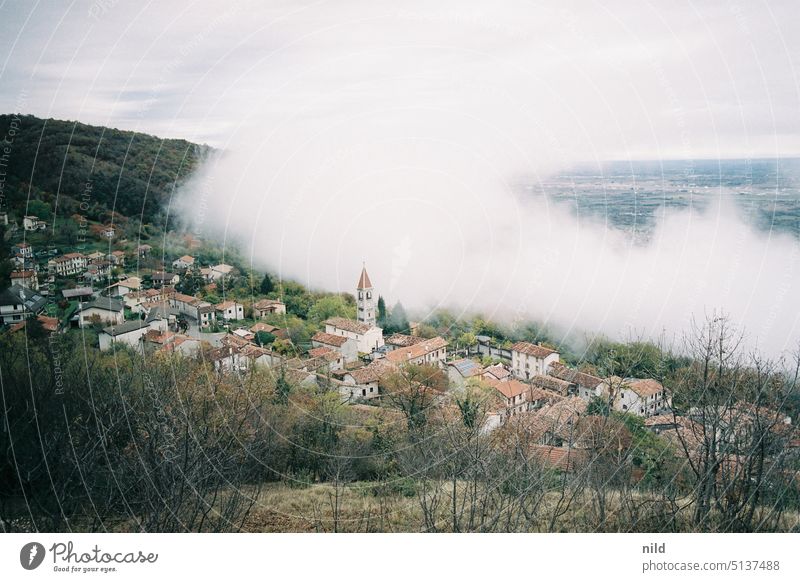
top-left (511, 341), bottom-right (558, 359)
top-left (312, 331), bottom-right (349, 347)
top-left (386, 333), bottom-right (424, 347)
top-left (483, 364), bottom-right (510, 380)
top-left (347, 359), bottom-right (395, 384)
top-left (251, 322), bottom-right (280, 333)
top-left (549, 363), bottom-right (603, 389)
top-left (626, 379), bottom-right (664, 398)
top-left (308, 346), bottom-right (339, 361)
top-left (324, 317), bottom-right (372, 334)
top-left (385, 336), bottom-right (448, 365)
top-left (253, 298), bottom-right (284, 309)
top-left (357, 265), bottom-right (372, 289)
top-left (530, 374), bottom-right (573, 395)
top-left (488, 378), bottom-right (529, 400)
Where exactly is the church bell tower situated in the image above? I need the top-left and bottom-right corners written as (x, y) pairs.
top-left (356, 263), bottom-right (376, 327)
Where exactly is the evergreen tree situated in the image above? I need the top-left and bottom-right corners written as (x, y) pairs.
top-left (377, 295), bottom-right (387, 327)
top-left (260, 272), bottom-right (274, 295)
top-left (176, 268), bottom-right (204, 296)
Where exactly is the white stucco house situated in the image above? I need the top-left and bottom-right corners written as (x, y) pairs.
top-left (76, 297), bottom-right (124, 328)
top-left (510, 342), bottom-right (560, 380)
top-left (324, 317), bottom-right (384, 355)
top-left (599, 377), bottom-right (670, 418)
top-left (172, 255), bottom-right (195, 270)
top-left (253, 298), bottom-right (286, 317)
top-left (215, 300), bottom-right (244, 322)
top-left (49, 252), bottom-right (87, 277)
top-left (340, 359), bottom-right (395, 401)
top-left (385, 336), bottom-right (448, 367)
top-left (23, 215), bottom-right (46, 231)
top-left (98, 319), bottom-right (150, 351)
top-left (312, 331), bottom-right (359, 363)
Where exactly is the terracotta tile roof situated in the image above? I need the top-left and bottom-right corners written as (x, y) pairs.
top-left (386, 333), bottom-right (424, 347)
top-left (536, 396), bottom-right (588, 428)
top-left (251, 322), bottom-right (280, 333)
top-left (324, 317), bottom-right (372, 334)
top-left (55, 252), bottom-right (85, 262)
top-left (528, 386), bottom-right (565, 405)
top-left (483, 364), bottom-right (510, 380)
top-left (308, 346), bottom-right (340, 362)
top-left (489, 378), bottom-right (529, 400)
top-left (385, 336), bottom-right (448, 365)
top-left (312, 331), bottom-right (349, 347)
top-left (347, 359), bottom-right (395, 384)
top-left (530, 374), bottom-right (573, 395)
top-left (626, 378), bottom-right (664, 398)
top-left (215, 300), bottom-right (239, 311)
top-left (171, 292), bottom-right (199, 304)
top-left (549, 363), bottom-right (603, 389)
top-left (9, 315), bottom-right (59, 333)
top-left (37, 315), bottom-right (59, 332)
top-left (208, 346), bottom-right (240, 362)
top-left (143, 329), bottom-right (176, 344)
top-left (11, 270), bottom-right (36, 277)
top-left (253, 298), bottom-right (284, 309)
top-left (212, 263), bottom-right (234, 274)
top-left (356, 265), bottom-right (372, 289)
top-left (240, 344), bottom-right (270, 358)
top-left (232, 328), bottom-right (255, 340)
top-left (511, 341), bottom-right (558, 359)
top-left (222, 334), bottom-right (250, 348)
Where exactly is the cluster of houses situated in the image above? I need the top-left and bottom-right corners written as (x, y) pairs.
top-left (1, 236), bottom-right (290, 345)
top-left (5, 248), bottom-right (793, 475)
top-left (6, 238), bottom-right (245, 296)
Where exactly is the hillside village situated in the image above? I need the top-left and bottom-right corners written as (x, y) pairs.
top-left (3, 211), bottom-right (795, 481)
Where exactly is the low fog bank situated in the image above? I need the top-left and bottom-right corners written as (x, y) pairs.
top-left (169, 0), bottom-right (800, 359)
top-left (175, 138), bottom-right (800, 359)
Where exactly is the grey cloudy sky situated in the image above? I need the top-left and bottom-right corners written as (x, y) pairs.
top-left (1, 0), bottom-right (799, 160)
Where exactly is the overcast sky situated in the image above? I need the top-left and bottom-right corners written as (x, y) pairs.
top-left (1, 0), bottom-right (799, 160)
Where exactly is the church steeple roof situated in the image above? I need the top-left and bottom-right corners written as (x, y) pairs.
top-left (357, 264), bottom-right (373, 289)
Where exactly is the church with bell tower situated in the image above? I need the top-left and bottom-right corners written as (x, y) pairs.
top-left (356, 263), bottom-right (376, 327)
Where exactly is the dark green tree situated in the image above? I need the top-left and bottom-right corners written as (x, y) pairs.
top-left (255, 331), bottom-right (276, 346)
top-left (176, 268), bottom-right (204, 296)
top-left (377, 295), bottom-right (387, 327)
top-left (260, 272), bottom-right (274, 295)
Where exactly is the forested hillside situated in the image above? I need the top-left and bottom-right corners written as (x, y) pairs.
top-left (0, 114), bottom-right (209, 226)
